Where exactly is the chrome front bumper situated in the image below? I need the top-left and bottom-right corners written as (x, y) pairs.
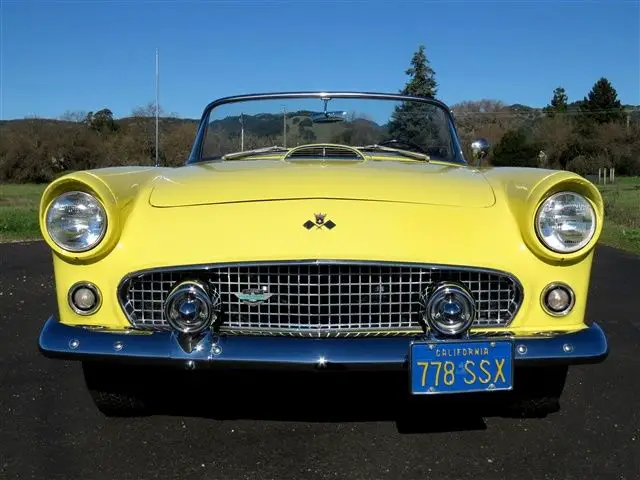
top-left (38, 316), bottom-right (609, 370)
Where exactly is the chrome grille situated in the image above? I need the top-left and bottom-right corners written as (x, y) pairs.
top-left (119, 262), bottom-right (522, 336)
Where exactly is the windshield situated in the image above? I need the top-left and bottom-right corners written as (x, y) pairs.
top-left (193, 93), bottom-right (464, 164)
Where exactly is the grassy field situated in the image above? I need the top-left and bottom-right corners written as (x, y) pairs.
top-left (0, 184), bottom-right (45, 242)
top-left (1, 177), bottom-right (640, 254)
top-left (597, 176), bottom-right (640, 254)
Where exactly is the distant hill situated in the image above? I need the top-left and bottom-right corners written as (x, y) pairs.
top-left (502, 101), bottom-right (640, 118)
top-left (3, 99), bottom-right (638, 130)
top-left (0, 116), bottom-right (199, 129)
top-left (118, 116), bottom-right (198, 125)
top-left (506, 103), bottom-right (537, 112)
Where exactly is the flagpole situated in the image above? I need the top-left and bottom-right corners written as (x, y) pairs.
top-left (155, 48), bottom-right (160, 167)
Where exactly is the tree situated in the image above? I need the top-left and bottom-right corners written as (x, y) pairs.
top-left (132, 101), bottom-right (166, 118)
top-left (60, 110), bottom-right (88, 123)
top-left (398, 45), bottom-right (437, 98)
top-left (532, 116), bottom-right (574, 168)
top-left (544, 87), bottom-right (568, 117)
top-left (161, 123), bottom-right (198, 166)
top-left (491, 129), bottom-right (540, 167)
top-left (452, 100), bottom-right (519, 161)
top-left (386, 45), bottom-right (439, 150)
top-left (85, 108), bottom-right (117, 133)
top-left (565, 155), bottom-right (590, 175)
top-left (579, 77), bottom-right (624, 124)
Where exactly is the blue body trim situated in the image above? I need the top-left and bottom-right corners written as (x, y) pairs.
top-left (38, 316), bottom-right (608, 370)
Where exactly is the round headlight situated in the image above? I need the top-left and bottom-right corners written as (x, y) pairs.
top-left (46, 191), bottom-right (107, 252)
top-left (535, 192), bottom-right (596, 253)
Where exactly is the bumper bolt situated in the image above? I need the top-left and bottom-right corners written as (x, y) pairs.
top-left (212, 344), bottom-right (222, 356)
top-left (516, 344), bottom-right (527, 355)
top-left (563, 343), bottom-right (574, 353)
top-left (185, 360), bottom-right (196, 370)
top-left (69, 339), bottom-right (80, 350)
top-left (113, 341), bottom-right (124, 352)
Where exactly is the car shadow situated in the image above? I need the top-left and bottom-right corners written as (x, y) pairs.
top-left (144, 369), bottom-right (490, 434)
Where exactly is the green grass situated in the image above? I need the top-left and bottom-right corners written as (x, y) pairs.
top-left (0, 184), bottom-right (45, 242)
top-left (1, 178), bottom-right (639, 255)
top-left (597, 176), bottom-right (640, 255)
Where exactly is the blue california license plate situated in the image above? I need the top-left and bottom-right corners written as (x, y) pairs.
top-left (409, 340), bottom-right (513, 395)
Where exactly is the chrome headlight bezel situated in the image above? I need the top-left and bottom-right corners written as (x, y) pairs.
top-left (422, 282), bottom-right (477, 337)
top-left (68, 281), bottom-right (103, 315)
top-left (164, 280), bottom-right (218, 334)
top-left (534, 191), bottom-right (597, 254)
top-left (540, 282), bottom-right (575, 317)
top-left (45, 191), bottom-right (108, 252)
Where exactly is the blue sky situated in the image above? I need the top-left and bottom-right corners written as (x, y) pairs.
top-left (1, 0), bottom-right (638, 120)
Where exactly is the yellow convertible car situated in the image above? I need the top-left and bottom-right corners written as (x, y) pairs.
top-left (38, 92), bottom-right (608, 417)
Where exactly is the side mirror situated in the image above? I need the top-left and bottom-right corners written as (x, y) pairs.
top-left (471, 138), bottom-right (490, 165)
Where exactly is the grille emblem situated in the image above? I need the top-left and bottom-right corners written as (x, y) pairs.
top-left (234, 288), bottom-right (275, 305)
top-left (304, 213), bottom-right (336, 230)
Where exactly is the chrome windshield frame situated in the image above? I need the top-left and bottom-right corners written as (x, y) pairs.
top-left (186, 91), bottom-right (468, 165)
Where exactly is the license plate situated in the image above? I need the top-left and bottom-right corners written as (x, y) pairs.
top-left (409, 340), bottom-right (513, 395)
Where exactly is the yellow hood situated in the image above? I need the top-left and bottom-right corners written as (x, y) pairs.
top-left (148, 160), bottom-right (496, 208)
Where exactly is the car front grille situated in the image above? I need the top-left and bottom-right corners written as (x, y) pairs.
top-left (118, 262), bottom-right (522, 337)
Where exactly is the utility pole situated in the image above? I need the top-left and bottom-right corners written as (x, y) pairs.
top-left (155, 48), bottom-right (160, 167)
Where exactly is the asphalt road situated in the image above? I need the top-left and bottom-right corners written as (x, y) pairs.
top-left (1, 242), bottom-right (639, 480)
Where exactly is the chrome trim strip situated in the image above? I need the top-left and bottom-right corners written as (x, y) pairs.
top-left (38, 316), bottom-right (608, 368)
top-left (119, 259), bottom-right (524, 279)
top-left (116, 259), bottom-right (525, 332)
top-left (218, 326), bottom-right (423, 338)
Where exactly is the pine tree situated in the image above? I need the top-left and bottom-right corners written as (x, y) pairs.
top-left (387, 45), bottom-right (439, 152)
top-left (579, 77), bottom-right (624, 124)
top-left (544, 87), bottom-right (568, 117)
top-left (399, 45), bottom-right (438, 98)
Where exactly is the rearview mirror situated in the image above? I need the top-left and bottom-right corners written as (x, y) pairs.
top-left (311, 111), bottom-right (348, 124)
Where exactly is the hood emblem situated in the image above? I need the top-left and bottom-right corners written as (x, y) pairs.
top-left (234, 288), bottom-right (275, 305)
top-left (303, 213), bottom-right (336, 230)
